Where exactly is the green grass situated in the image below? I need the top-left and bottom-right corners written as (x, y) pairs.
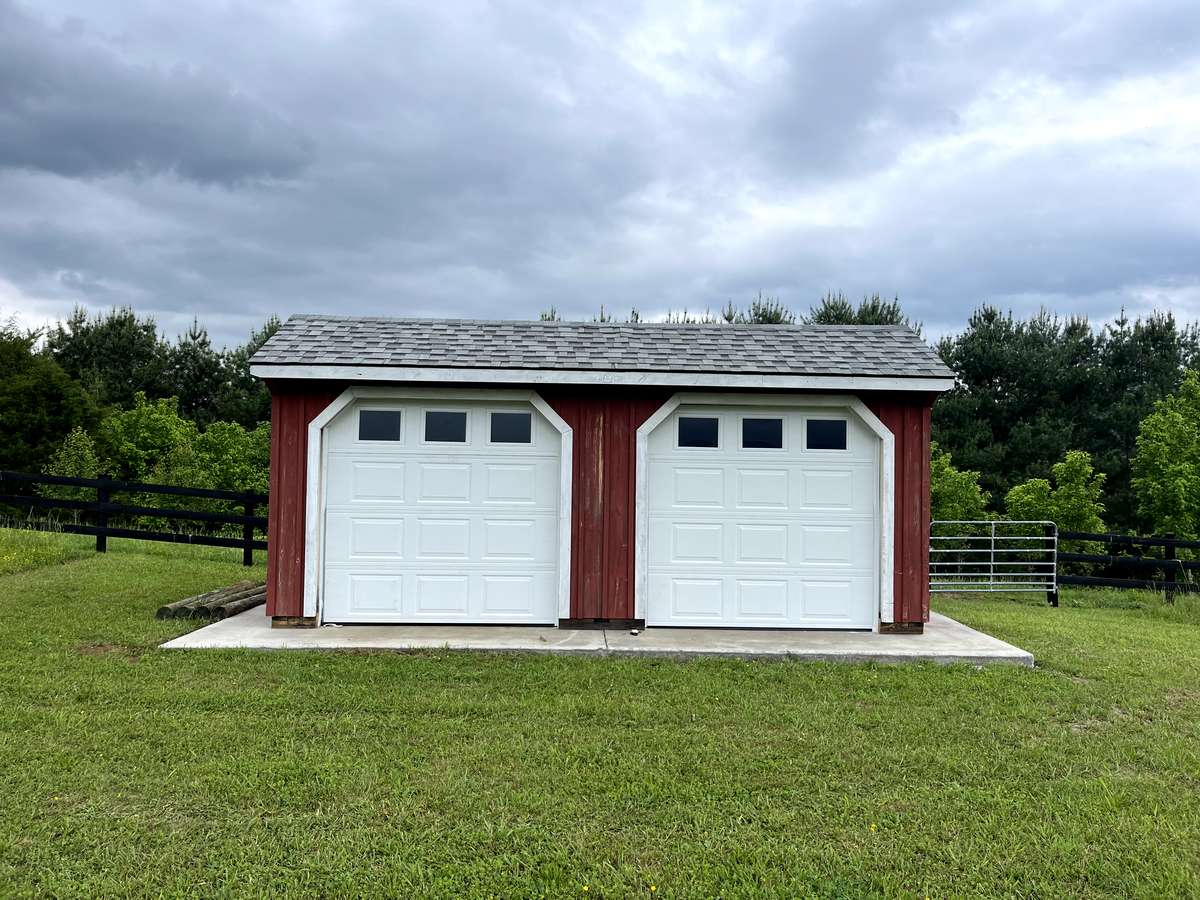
top-left (1, 531), bottom-right (1198, 899)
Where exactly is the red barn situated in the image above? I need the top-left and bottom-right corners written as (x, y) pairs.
top-left (250, 317), bottom-right (954, 632)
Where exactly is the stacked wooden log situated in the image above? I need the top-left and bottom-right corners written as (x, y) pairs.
top-left (156, 580), bottom-right (267, 620)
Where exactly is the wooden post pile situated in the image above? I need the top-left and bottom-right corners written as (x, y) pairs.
top-left (156, 581), bottom-right (268, 620)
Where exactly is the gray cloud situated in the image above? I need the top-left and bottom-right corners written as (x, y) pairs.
top-left (0, 0), bottom-right (1197, 348)
top-left (0, 0), bottom-right (314, 184)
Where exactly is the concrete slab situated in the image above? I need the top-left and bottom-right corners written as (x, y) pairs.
top-left (161, 608), bottom-right (608, 655)
top-left (604, 613), bottom-right (1033, 665)
top-left (162, 608), bottom-right (1033, 666)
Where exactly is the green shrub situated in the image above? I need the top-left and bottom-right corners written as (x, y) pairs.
top-left (930, 441), bottom-right (990, 521)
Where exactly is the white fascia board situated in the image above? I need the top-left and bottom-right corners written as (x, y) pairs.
top-left (302, 386), bottom-right (574, 624)
top-left (251, 364), bottom-right (954, 393)
top-left (632, 392), bottom-right (895, 629)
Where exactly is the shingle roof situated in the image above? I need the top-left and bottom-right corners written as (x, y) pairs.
top-left (251, 315), bottom-right (954, 379)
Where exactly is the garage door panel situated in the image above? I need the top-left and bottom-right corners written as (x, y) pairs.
top-left (351, 575), bottom-right (401, 612)
top-left (351, 517), bottom-right (404, 558)
top-left (322, 399), bottom-right (561, 624)
top-left (416, 575), bottom-right (470, 614)
top-left (666, 577), bottom-right (724, 618)
top-left (647, 405), bottom-right (878, 629)
top-left (647, 463), bottom-right (726, 508)
top-left (483, 518), bottom-right (540, 559)
top-left (482, 576), bottom-right (538, 615)
top-left (319, 574), bottom-right (404, 616)
top-left (326, 457), bottom-right (408, 503)
top-left (798, 523), bottom-right (878, 568)
top-left (736, 524), bottom-right (788, 564)
top-left (672, 523), bottom-right (724, 562)
top-left (419, 463), bottom-right (472, 503)
top-left (736, 469), bottom-right (789, 508)
top-left (800, 466), bottom-right (875, 513)
top-left (485, 464), bottom-right (539, 503)
top-left (736, 580), bottom-right (789, 619)
top-left (416, 518), bottom-right (471, 558)
top-left (799, 577), bottom-right (874, 623)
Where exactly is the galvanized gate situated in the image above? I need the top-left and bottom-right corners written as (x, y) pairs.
top-left (930, 520), bottom-right (1057, 603)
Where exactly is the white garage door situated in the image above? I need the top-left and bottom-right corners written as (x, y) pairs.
top-left (646, 405), bottom-right (879, 628)
top-left (321, 398), bottom-right (562, 623)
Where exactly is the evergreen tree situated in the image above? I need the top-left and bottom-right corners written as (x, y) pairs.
top-left (803, 292), bottom-right (921, 334)
top-left (45, 306), bottom-right (171, 408)
top-left (934, 306), bottom-right (1197, 533)
top-left (166, 317), bottom-right (225, 427)
top-left (213, 316), bottom-right (281, 428)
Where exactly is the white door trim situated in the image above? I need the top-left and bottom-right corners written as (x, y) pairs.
top-left (634, 392), bottom-right (895, 627)
top-left (304, 386), bottom-right (573, 623)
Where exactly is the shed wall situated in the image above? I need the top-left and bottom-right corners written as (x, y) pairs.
top-left (265, 381), bottom-right (934, 625)
top-left (541, 389), bottom-right (672, 619)
top-left (861, 391), bottom-right (936, 624)
top-left (266, 381), bottom-right (337, 618)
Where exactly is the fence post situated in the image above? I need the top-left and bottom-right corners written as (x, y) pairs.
top-left (1045, 523), bottom-right (1058, 607)
top-left (95, 473), bottom-right (110, 554)
top-left (1164, 533), bottom-right (1176, 605)
top-left (243, 491), bottom-right (254, 567)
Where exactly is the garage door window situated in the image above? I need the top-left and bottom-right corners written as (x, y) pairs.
top-left (359, 410), bottom-right (401, 442)
top-left (742, 417), bottom-right (783, 449)
top-left (425, 411), bottom-right (468, 443)
top-left (806, 418), bottom-right (847, 450)
top-left (678, 416), bottom-right (719, 448)
top-left (490, 412), bottom-right (532, 444)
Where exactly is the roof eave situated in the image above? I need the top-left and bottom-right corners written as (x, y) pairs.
top-left (249, 363), bottom-right (955, 393)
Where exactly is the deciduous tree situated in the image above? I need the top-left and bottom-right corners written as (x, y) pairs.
top-left (1132, 370), bottom-right (1200, 539)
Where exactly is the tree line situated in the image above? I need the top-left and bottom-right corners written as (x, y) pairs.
top-left (4, 294), bottom-right (1200, 540)
top-left (0, 306), bottom-right (278, 494)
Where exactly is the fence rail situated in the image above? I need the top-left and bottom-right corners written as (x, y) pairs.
top-left (0, 470), bottom-right (267, 565)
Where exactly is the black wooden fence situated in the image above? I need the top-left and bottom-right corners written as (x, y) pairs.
top-left (1056, 530), bottom-right (1197, 602)
top-left (0, 470), bottom-right (268, 566)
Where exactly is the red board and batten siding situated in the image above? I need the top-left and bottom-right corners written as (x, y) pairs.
top-left (541, 390), bottom-right (672, 620)
top-left (263, 381), bottom-right (934, 624)
top-left (265, 381), bottom-right (336, 617)
top-left (861, 391), bottom-right (937, 624)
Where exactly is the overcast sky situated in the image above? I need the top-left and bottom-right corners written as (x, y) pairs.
top-left (1, 0), bottom-right (1197, 349)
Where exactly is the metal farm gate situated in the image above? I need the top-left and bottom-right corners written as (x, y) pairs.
top-left (930, 520), bottom-right (1058, 605)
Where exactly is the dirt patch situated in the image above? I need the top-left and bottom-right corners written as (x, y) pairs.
top-left (1064, 675), bottom-right (1093, 684)
top-left (1167, 688), bottom-right (1200, 709)
top-left (75, 643), bottom-right (120, 655)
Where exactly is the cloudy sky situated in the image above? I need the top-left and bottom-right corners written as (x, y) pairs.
top-left (1, 0), bottom-right (1197, 349)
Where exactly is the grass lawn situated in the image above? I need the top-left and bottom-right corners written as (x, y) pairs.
top-left (1, 529), bottom-right (1198, 899)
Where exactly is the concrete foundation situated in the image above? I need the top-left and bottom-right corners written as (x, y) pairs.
top-left (162, 609), bottom-right (1033, 666)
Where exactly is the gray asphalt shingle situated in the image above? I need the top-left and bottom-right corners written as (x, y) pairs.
top-left (251, 315), bottom-right (954, 378)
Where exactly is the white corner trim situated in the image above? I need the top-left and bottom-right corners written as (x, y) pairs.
top-left (303, 387), bottom-right (359, 620)
top-left (528, 393), bottom-right (574, 620)
top-left (632, 392), bottom-right (895, 628)
top-left (251, 364), bottom-right (954, 394)
top-left (302, 386), bottom-right (574, 624)
top-left (843, 399), bottom-right (895, 626)
top-left (633, 394), bottom-right (683, 620)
